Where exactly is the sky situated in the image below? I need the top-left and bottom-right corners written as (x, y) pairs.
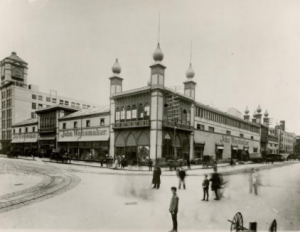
top-left (0, 0), bottom-right (300, 134)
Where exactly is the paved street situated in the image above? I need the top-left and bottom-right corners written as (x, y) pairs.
top-left (0, 157), bottom-right (299, 231)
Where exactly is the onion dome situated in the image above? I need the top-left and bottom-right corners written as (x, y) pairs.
top-left (186, 63), bottom-right (195, 78)
top-left (112, 59), bottom-right (121, 74)
top-left (264, 110), bottom-right (269, 117)
top-left (257, 105), bottom-right (262, 113)
top-left (244, 106), bottom-right (249, 115)
top-left (153, 43), bottom-right (164, 62)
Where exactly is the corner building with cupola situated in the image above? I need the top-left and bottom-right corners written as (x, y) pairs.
top-left (108, 43), bottom-right (261, 162)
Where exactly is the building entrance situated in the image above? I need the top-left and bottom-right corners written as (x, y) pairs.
top-left (125, 146), bottom-right (137, 165)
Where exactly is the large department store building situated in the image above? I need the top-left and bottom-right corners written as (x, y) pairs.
top-left (0, 52), bottom-right (99, 153)
top-left (9, 43), bottom-right (263, 162)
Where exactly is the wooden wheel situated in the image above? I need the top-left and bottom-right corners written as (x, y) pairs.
top-left (269, 219), bottom-right (277, 232)
top-left (230, 212), bottom-right (244, 232)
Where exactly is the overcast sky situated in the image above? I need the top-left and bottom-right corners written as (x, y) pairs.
top-left (1, 0), bottom-right (300, 134)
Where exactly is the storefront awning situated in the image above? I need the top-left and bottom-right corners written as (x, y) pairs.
top-left (217, 146), bottom-right (224, 150)
top-left (58, 137), bottom-right (79, 142)
top-left (39, 136), bottom-right (56, 141)
top-left (78, 136), bottom-right (109, 142)
top-left (24, 138), bottom-right (38, 143)
top-left (11, 138), bottom-right (25, 143)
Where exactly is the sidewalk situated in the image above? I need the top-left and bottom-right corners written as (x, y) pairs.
top-left (1, 154), bottom-right (298, 176)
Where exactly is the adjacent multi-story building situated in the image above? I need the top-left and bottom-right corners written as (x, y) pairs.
top-left (267, 129), bottom-right (279, 154)
top-left (0, 52), bottom-right (99, 153)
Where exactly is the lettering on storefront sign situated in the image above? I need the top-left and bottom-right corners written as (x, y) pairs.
top-left (220, 135), bottom-right (249, 146)
top-left (13, 133), bottom-right (37, 139)
top-left (61, 128), bottom-right (108, 138)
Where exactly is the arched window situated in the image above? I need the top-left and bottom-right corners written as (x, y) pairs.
top-left (132, 105), bottom-right (137, 120)
top-left (182, 109), bottom-right (187, 124)
top-left (120, 107), bottom-right (125, 121)
top-left (144, 104), bottom-right (150, 120)
top-left (126, 106), bottom-right (131, 121)
top-left (115, 107), bottom-right (120, 122)
top-left (138, 104), bottom-right (144, 120)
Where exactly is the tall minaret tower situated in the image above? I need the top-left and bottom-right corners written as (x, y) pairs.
top-left (255, 105), bottom-right (262, 124)
top-left (149, 43), bottom-right (165, 160)
top-left (109, 59), bottom-right (123, 95)
top-left (183, 64), bottom-right (196, 99)
top-left (263, 110), bottom-right (269, 127)
top-left (244, 107), bottom-right (250, 121)
top-left (109, 59), bottom-right (123, 157)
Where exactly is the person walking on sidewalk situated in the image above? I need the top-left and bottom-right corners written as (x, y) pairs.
top-left (152, 164), bottom-right (162, 189)
top-left (148, 159), bottom-right (153, 171)
top-left (210, 167), bottom-right (221, 200)
top-left (169, 187), bottom-right (179, 232)
top-left (202, 174), bottom-right (209, 201)
top-left (178, 167), bottom-right (186, 190)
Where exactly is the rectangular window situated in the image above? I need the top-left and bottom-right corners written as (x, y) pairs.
top-left (38, 104), bottom-right (43, 109)
top-left (197, 124), bottom-right (205, 130)
top-left (209, 126), bottom-right (214, 132)
top-left (32, 94), bottom-right (36, 100)
top-left (65, 101), bottom-right (69, 106)
top-left (63, 123), bottom-right (66, 129)
top-left (197, 124), bottom-right (200, 129)
top-left (226, 131), bottom-right (231, 135)
top-left (2, 110), bottom-right (5, 119)
top-left (46, 97), bottom-right (50, 102)
top-left (38, 95), bottom-right (43, 101)
top-left (86, 120), bottom-right (90, 127)
top-left (2, 91), bottom-right (5, 99)
top-left (25, 127), bottom-right (28, 133)
top-left (87, 105), bottom-right (90, 109)
top-left (251, 136), bottom-right (254, 140)
top-left (52, 98), bottom-right (57, 103)
top-left (126, 110), bottom-right (131, 120)
top-left (116, 111), bottom-right (120, 121)
top-left (76, 103), bottom-right (80, 108)
top-left (2, 101), bottom-right (5, 109)
top-left (32, 103), bottom-right (36, 109)
top-left (6, 99), bottom-right (9, 107)
top-left (74, 121), bottom-right (77, 128)
top-left (71, 102), bottom-right (75, 107)
top-left (132, 109), bottom-right (137, 119)
top-left (59, 100), bottom-right (64, 105)
top-left (240, 133), bottom-right (244, 138)
top-left (19, 128), bottom-right (21, 133)
top-left (13, 129), bottom-right (15, 134)
top-left (33, 127), bottom-right (35, 132)
top-left (31, 112), bottom-right (35, 118)
top-left (83, 104), bottom-right (87, 109)
top-left (100, 118), bottom-right (105, 126)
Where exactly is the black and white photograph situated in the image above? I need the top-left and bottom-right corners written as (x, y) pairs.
top-left (0, 0), bottom-right (300, 231)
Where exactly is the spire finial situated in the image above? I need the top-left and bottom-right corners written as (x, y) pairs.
top-left (190, 40), bottom-right (193, 64)
top-left (158, 12), bottom-right (160, 43)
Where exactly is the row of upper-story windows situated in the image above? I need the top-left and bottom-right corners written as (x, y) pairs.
top-left (115, 104), bottom-right (150, 122)
top-left (2, 118), bottom-right (12, 129)
top-left (12, 127), bottom-right (36, 134)
top-left (40, 114), bottom-right (56, 129)
top-left (2, 109), bottom-right (12, 118)
top-left (1, 89), bottom-right (12, 99)
top-left (195, 106), bottom-right (260, 134)
top-left (32, 94), bottom-right (92, 109)
top-left (196, 123), bottom-right (254, 140)
top-left (61, 118), bottom-right (105, 129)
top-left (1, 99), bottom-right (12, 109)
top-left (2, 130), bottom-right (12, 139)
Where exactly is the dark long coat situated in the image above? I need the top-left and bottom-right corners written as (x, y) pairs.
top-left (210, 172), bottom-right (221, 191)
top-left (152, 167), bottom-right (161, 184)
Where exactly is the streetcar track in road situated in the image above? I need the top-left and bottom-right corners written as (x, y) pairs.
top-left (0, 159), bottom-right (81, 213)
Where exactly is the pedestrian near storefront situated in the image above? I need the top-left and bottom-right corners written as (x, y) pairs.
top-left (178, 167), bottom-right (186, 190)
top-left (169, 187), bottom-right (179, 232)
top-left (202, 174), bottom-right (209, 201)
top-left (152, 164), bottom-right (161, 189)
top-left (148, 159), bottom-right (153, 171)
top-left (210, 167), bottom-right (221, 200)
top-left (186, 157), bottom-right (191, 170)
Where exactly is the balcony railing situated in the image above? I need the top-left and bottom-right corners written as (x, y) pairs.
top-left (163, 120), bottom-right (194, 131)
top-left (113, 120), bottom-right (150, 129)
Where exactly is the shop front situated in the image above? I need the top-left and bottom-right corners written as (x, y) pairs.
top-left (11, 133), bottom-right (38, 156)
top-left (39, 136), bottom-right (56, 157)
top-left (58, 127), bottom-right (109, 161)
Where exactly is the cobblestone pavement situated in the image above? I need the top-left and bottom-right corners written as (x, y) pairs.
top-left (0, 158), bottom-right (81, 213)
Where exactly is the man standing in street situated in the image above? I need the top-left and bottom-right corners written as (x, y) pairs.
top-left (152, 164), bottom-right (161, 189)
top-left (169, 187), bottom-right (179, 232)
top-left (210, 167), bottom-right (221, 200)
top-left (249, 168), bottom-right (259, 195)
top-left (178, 167), bottom-right (186, 190)
top-left (202, 174), bottom-right (209, 201)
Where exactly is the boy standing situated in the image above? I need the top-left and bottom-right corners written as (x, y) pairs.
top-left (169, 187), bottom-right (179, 232)
top-left (202, 174), bottom-right (209, 201)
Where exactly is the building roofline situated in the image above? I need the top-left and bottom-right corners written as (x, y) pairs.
top-left (35, 105), bottom-right (79, 114)
top-left (12, 118), bottom-right (38, 127)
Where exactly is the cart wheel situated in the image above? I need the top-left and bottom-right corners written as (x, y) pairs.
top-left (230, 212), bottom-right (243, 232)
top-left (269, 219), bottom-right (277, 232)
